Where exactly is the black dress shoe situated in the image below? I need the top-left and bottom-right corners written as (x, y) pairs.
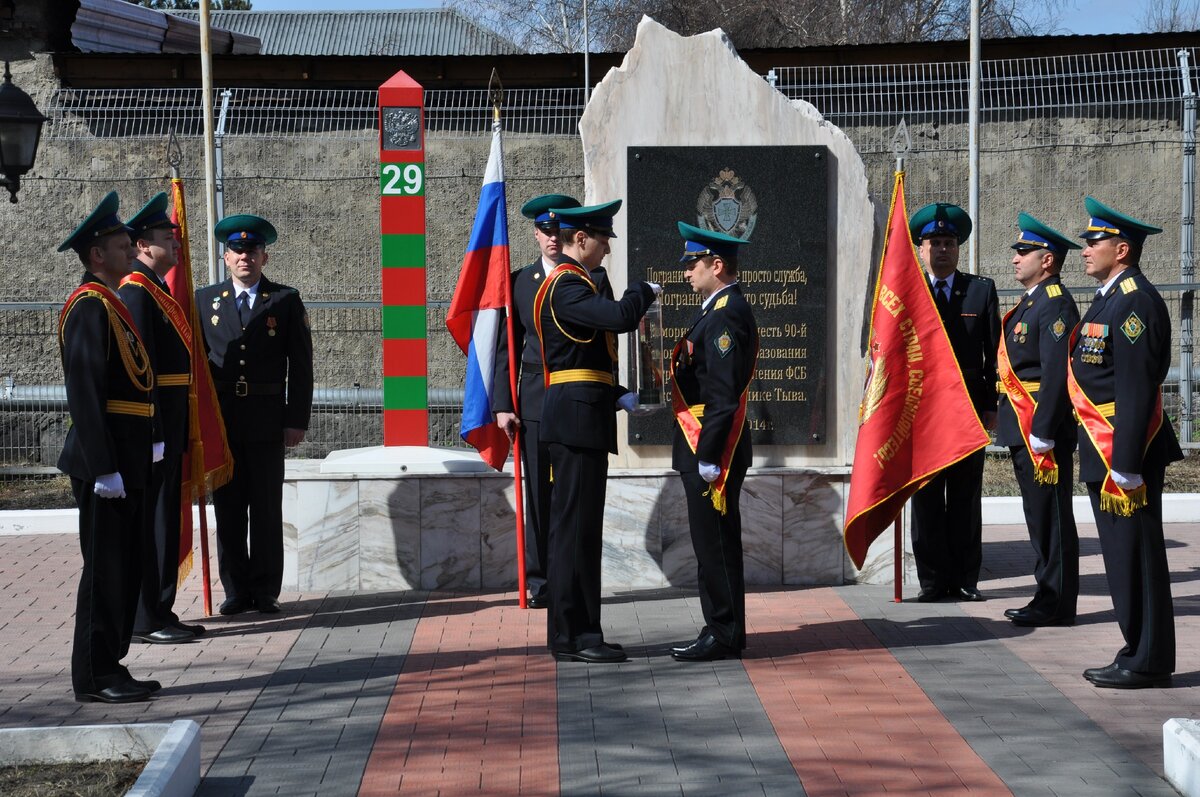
top-left (526, 595), bottom-right (549, 609)
top-left (552, 644), bottom-right (627, 664)
top-left (255, 596), bottom-right (281, 614)
top-left (1009, 608), bottom-right (1074, 627)
top-left (171, 619), bottom-right (206, 637)
top-left (219, 597), bottom-right (251, 615)
top-left (75, 682), bottom-right (152, 704)
top-left (1088, 667), bottom-right (1172, 689)
top-left (916, 587), bottom-right (946, 603)
top-left (1083, 662), bottom-right (1119, 682)
top-left (133, 678), bottom-right (162, 693)
top-left (672, 632), bottom-right (740, 662)
top-left (955, 587), bottom-right (985, 602)
top-left (1004, 601), bottom-right (1035, 619)
top-left (133, 626), bottom-right (195, 644)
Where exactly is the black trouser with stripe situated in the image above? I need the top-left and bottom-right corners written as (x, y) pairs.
top-left (1087, 466), bottom-right (1175, 674)
top-left (1010, 445), bottom-right (1078, 619)
top-left (214, 438), bottom-right (285, 602)
top-left (135, 453), bottom-right (185, 632)
top-left (912, 448), bottom-right (985, 593)
top-left (519, 418), bottom-right (552, 601)
top-left (71, 478), bottom-right (142, 693)
top-left (546, 442), bottom-right (608, 652)
top-left (681, 463), bottom-right (748, 650)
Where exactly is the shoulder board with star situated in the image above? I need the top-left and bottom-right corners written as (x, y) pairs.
top-left (714, 295), bottom-right (729, 310)
top-left (1120, 277), bottom-right (1139, 294)
top-left (1045, 284), bottom-right (1062, 298)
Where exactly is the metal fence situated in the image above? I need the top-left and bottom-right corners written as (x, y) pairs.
top-left (3, 45), bottom-right (1198, 471)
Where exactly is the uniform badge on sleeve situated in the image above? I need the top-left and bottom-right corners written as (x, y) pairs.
top-left (715, 328), bottom-right (734, 358)
top-left (1121, 312), bottom-right (1145, 344)
top-left (1050, 316), bottom-right (1066, 341)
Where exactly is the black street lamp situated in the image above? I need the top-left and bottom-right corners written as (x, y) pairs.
top-left (0, 61), bottom-right (47, 204)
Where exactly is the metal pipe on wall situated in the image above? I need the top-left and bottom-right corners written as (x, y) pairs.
top-left (199, 3), bottom-right (219, 286)
top-left (1180, 48), bottom-right (1197, 443)
top-left (967, 0), bottom-right (980, 275)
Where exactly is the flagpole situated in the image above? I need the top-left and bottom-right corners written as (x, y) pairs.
top-left (490, 71), bottom-right (528, 608)
top-left (893, 121), bottom-right (910, 605)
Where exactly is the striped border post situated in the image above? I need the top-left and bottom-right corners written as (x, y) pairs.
top-left (378, 71), bottom-right (427, 445)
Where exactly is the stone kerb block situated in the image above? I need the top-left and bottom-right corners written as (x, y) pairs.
top-left (579, 16), bottom-right (877, 471)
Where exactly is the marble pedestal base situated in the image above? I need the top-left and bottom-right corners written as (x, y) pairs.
top-left (281, 461), bottom-right (910, 592)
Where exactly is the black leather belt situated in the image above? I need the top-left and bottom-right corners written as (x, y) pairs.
top-left (216, 380), bottom-right (283, 397)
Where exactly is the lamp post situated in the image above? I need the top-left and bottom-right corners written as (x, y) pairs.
top-left (0, 61), bottom-right (48, 204)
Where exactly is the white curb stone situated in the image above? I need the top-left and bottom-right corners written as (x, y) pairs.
top-left (0, 720), bottom-right (201, 797)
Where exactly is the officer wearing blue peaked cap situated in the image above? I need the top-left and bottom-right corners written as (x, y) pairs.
top-left (1013, 212), bottom-right (1081, 256)
top-left (677, 221), bottom-right (748, 263)
top-left (214, 213), bottom-right (278, 247)
top-left (58, 191), bottom-right (133, 255)
top-left (908, 202), bottom-right (973, 245)
top-left (1079, 196), bottom-right (1163, 247)
top-left (547, 200), bottom-right (621, 238)
top-left (521, 193), bottom-right (581, 225)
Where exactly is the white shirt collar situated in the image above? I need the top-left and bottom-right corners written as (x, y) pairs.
top-left (701, 281), bottom-right (738, 310)
top-left (928, 271), bottom-right (956, 291)
top-left (541, 255), bottom-right (556, 271)
top-left (235, 280), bottom-right (261, 301)
top-left (1098, 269), bottom-right (1128, 297)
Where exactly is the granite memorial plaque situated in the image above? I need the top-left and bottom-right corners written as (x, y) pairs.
top-left (627, 145), bottom-right (828, 446)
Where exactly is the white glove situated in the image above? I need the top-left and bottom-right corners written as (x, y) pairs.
top-left (1111, 470), bottom-right (1144, 490)
top-left (152, 442), bottom-right (165, 463)
top-left (698, 461), bottom-right (721, 483)
top-left (646, 282), bottom-right (662, 296)
top-left (1028, 434), bottom-right (1054, 454)
top-left (94, 472), bottom-right (126, 499)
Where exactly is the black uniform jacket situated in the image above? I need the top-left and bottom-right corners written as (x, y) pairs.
top-left (936, 270), bottom-right (1002, 416)
top-left (494, 261), bottom-right (612, 422)
top-left (995, 277), bottom-right (1079, 449)
top-left (119, 262), bottom-right (191, 458)
top-left (57, 273), bottom-right (155, 486)
top-left (671, 283), bottom-right (758, 471)
top-left (195, 276), bottom-right (314, 443)
top-left (536, 256), bottom-right (654, 454)
top-left (1070, 267), bottom-right (1182, 481)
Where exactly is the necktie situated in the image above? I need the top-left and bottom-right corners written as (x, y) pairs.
top-left (238, 292), bottom-right (251, 327)
top-left (934, 279), bottom-right (949, 314)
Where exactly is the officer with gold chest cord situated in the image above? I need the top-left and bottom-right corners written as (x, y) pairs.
top-left (57, 192), bottom-right (162, 703)
top-left (119, 192), bottom-right (205, 645)
top-left (534, 200), bottom-right (659, 663)
top-left (669, 222), bottom-right (759, 663)
top-left (995, 214), bottom-right (1080, 628)
top-left (196, 214), bottom-right (314, 617)
top-left (1070, 197), bottom-right (1181, 689)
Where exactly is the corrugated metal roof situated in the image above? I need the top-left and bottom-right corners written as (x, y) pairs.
top-left (71, 0), bottom-right (261, 55)
top-left (169, 9), bottom-right (520, 57)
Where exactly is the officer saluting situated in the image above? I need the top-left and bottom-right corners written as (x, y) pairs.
top-left (996, 214), bottom-right (1080, 627)
top-left (57, 192), bottom-right (161, 703)
top-left (1070, 197), bottom-right (1181, 689)
top-left (196, 214), bottom-right (314, 616)
top-left (535, 200), bottom-right (659, 663)
top-left (669, 223), bottom-right (759, 663)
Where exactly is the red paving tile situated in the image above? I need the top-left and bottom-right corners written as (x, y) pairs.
top-left (358, 592), bottom-right (557, 797)
top-left (743, 588), bottom-right (1013, 797)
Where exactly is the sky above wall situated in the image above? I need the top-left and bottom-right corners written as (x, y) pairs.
top-left (241, 0), bottom-right (1168, 38)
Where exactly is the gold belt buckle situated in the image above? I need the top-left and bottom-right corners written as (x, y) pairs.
top-left (235, 379), bottom-right (248, 397)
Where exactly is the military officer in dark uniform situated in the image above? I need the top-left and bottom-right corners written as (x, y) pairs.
top-left (668, 223), bottom-right (759, 663)
top-left (493, 193), bottom-right (582, 608)
top-left (908, 203), bottom-right (1001, 602)
top-left (120, 192), bottom-right (204, 644)
top-left (1070, 197), bottom-right (1181, 689)
top-left (57, 192), bottom-right (161, 703)
top-left (536, 200), bottom-right (659, 663)
top-left (196, 214), bottom-right (314, 616)
top-left (995, 213), bottom-right (1081, 627)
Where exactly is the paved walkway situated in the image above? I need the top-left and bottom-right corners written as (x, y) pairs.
top-left (0, 519), bottom-right (1197, 796)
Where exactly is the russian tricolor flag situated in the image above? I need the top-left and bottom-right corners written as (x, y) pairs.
top-left (445, 120), bottom-right (512, 471)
